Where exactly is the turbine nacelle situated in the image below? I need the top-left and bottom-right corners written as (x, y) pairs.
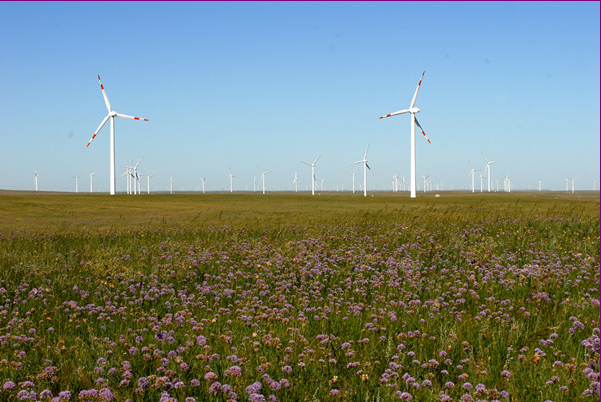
top-left (409, 107), bottom-right (420, 114)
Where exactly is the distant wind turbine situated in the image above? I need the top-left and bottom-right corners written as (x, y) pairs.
top-left (34, 171), bottom-right (38, 191)
top-left (200, 177), bottom-right (206, 194)
top-left (571, 177), bottom-right (576, 193)
top-left (348, 169), bottom-right (358, 193)
top-left (168, 176), bottom-right (174, 194)
top-left (144, 174), bottom-right (153, 194)
top-left (300, 154), bottom-right (321, 196)
top-left (89, 172), bottom-right (96, 193)
top-left (481, 152), bottom-right (500, 193)
top-left (259, 167), bottom-right (271, 194)
top-left (71, 175), bottom-right (80, 193)
top-left (379, 70), bottom-right (432, 198)
top-left (468, 160), bottom-right (479, 193)
top-left (229, 169), bottom-right (236, 193)
top-left (292, 172), bottom-right (299, 193)
top-left (351, 144), bottom-right (371, 197)
top-left (86, 75), bottom-right (149, 196)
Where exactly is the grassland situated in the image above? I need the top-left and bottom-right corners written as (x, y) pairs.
top-left (0, 191), bottom-right (598, 401)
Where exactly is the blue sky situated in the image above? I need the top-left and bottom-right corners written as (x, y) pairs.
top-left (1, 1), bottom-right (599, 193)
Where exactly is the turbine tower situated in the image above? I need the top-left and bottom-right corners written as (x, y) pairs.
top-left (300, 154), bottom-right (321, 196)
top-left (468, 160), bottom-right (479, 193)
top-left (259, 167), bottom-right (271, 194)
top-left (292, 172), bottom-right (299, 193)
top-left (34, 171), bottom-right (38, 191)
top-left (87, 75), bottom-right (149, 196)
top-left (89, 172), bottom-right (96, 193)
top-left (481, 152), bottom-right (500, 193)
top-left (168, 176), bottom-right (175, 194)
top-left (71, 175), bottom-right (80, 193)
top-left (143, 174), bottom-right (153, 194)
top-left (200, 177), bottom-right (206, 194)
top-left (379, 71), bottom-right (432, 198)
top-left (351, 144), bottom-right (371, 197)
top-left (229, 169), bottom-right (236, 193)
top-left (348, 170), bottom-right (358, 193)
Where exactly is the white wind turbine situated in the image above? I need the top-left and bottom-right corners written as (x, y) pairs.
top-left (468, 160), bottom-right (479, 193)
top-left (348, 169), bottom-right (358, 193)
top-left (119, 166), bottom-right (131, 194)
top-left (351, 145), bottom-right (371, 197)
top-left (168, 176), bottom-right (175, 194)
top-left (571, 177), bottom-right (576, 193)
top-left (292, 172), bottom-right (299, 193)
top-left (379, 71), bottom-right (432, 198)
top-left (34, 171), bottom-right (38, 191)
top-left (89, 172), bottom-right (96, 193)
top-left (300, 154), bottom-right (321, 195)
top-left (200, 177), bottom-right (206, 194)
top-left (144, 174), bottom-right (153, 194)
top-left (71, 175), bottom-right (80, 193)
top-left (422, 175), bottom-right (429, 193)
top-left (481, 152), bottom-right (500, 193)
top-left (229, 169), bottom-right (236, 193)
top-left (132, 156), bottom-right (144, 195)
top-left (258, 168), bottom-right (271, 194)
top-left (86, 75), bottom-right (149, 196)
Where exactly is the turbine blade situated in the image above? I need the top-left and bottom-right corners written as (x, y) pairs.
top-left (379, 109), bottom-right (410, 119)
top-left (350, 161), bottom-right (362, 166)
top-left (300, 161), bottom-right (311, 166)
top-left (116, 113), bottom-right (149, 121)
top-left (87, 114), bottom-right (110, 147)
top-left (313, 154), bottom-right (322, 165)
top-left (414, 117), bottom-right (431, 144)
top-left (366, 163), bottom-right (371, 170)
top-left (364, 144), bottom-right (369, 160)
top-left (98, 75), bottom-right (111, 113)
top-left (409, 71), bottom-right (425, 109)
top-left (135, 156), bottom-right (144, 168)
top-left (481, 152), bottom-right (489, 164)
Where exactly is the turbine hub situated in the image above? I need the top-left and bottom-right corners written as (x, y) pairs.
top-left (410, 107), bottom-right (420, 114)
top-left (109, 111), bottom-right (118, 117)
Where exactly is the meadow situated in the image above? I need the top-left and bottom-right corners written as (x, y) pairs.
top-left (0, 191), bottom-right (598, 402)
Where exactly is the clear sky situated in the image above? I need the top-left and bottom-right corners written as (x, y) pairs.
top-left (1, 1), bottom-right (599, 193)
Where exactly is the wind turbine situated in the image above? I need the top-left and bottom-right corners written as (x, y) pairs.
top-left (348, 169), bottom-right (358, 193)
top-left (89, 172), bottom-right (96, 193)
top-left (379, 70), bottom-right (432, 198)
top-left (259, 168), bottom-right (271, 194)
top-left (300, 154), bottom-right (321, 196)
top-left (422, 175), bottom-right (429, 193)
top-left (200, 177), bottom-right (206, 194)
top-left (351, 145), bottom-right (371, 197)
top-left (120, 162), bottom-right (135, 194)
top-left (34, 171), bottom-right (38, 191)
top-left (229, 169), bottom-right (236, 193)
top-left (468, 160), bottom-right (479, 193)
top-left (538, 179), bottom-right (542, 192)
top-left (144, 174), bottom-right (153, 194)
top-left (168, 176), bottom-right (175, 194)
top-left (132, 156), bottom-right (144, 195)
top-left (481, 152), bottom-right (500, 193)
top-left (86, 75), bottom-right (149, 196)
top-left (292, 172), bottom-right (299, 193)
top-left (571, 177), bottom-right (576, 193)
top-left (71, 175), bottom-right (80, 193)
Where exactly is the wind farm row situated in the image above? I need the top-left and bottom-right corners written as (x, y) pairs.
top-left (26, 73), bottom-right (592, 196)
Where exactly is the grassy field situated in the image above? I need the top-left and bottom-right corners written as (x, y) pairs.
top-left (0, 191), bottom-right (598, 401)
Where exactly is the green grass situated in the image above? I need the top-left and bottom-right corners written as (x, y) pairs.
top-left (0, 191), bottom-right (598, 401)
